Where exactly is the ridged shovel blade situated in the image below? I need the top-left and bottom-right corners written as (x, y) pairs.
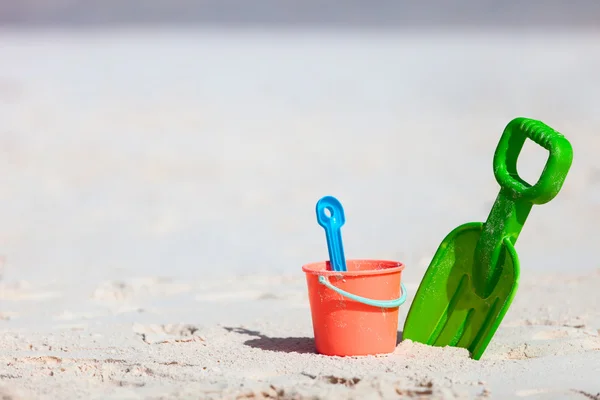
top-left (403, 222), bottom-right (520, 360)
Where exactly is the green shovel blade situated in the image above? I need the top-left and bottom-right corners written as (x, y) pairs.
top-left (403, 222), bottom-right (519, 360)
top-left (403, 117), bottom-right (573, 360)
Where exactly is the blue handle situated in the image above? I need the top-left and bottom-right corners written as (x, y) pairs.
top-left (318, 275), bottom-right (408, 308)
top-left (316, 196), bottom-right (347, 272)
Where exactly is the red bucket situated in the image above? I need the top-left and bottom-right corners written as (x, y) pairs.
top-left (302, 259), bottom-right (407, 356)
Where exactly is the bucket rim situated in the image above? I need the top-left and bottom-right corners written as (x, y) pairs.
top-left (302, 259), bottom-right (404, 276)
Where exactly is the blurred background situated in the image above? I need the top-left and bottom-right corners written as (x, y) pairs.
top-left (0, 1), bottom-right (599, 286)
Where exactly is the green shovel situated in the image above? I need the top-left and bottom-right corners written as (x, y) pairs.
top-left (403, 117), bottom-right (573, 360)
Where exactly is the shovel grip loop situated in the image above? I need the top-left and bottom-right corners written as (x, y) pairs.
top-left (318, 275), bottom-right (407, 308)
top-left (493, 117), bottom-right (573, 204)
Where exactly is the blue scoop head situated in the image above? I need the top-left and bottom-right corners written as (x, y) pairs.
top-left (316, 196), bottom-right (347, 272)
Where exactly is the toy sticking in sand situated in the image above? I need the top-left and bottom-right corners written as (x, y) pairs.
top-left (303, 196), bottom-right (408, 356)
top-left (404, 117), bottom-right (573, 359)
top-left (306, 117), bottom-right (573, 360)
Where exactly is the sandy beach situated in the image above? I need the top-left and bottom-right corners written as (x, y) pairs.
top-left (0, 29), bottom-right (599, 399)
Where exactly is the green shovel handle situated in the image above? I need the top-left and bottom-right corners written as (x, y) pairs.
top-left (493, 117), bottom-right (573, 204)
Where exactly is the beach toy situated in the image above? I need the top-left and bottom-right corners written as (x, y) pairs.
top-left (303, 260), bottom-right (407, 356)
top-left (403, 117), bottom-right (573, 360)
top-left (304, 196), bottom-right (408, 356)
top-left (315, 196), bottom-right (347, 272)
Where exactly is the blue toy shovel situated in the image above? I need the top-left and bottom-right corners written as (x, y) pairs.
top-left (316, 196), bottom-right (347, 272)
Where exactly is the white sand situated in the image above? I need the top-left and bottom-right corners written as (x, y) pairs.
top-left (0, 29), bottom-right (599, 399)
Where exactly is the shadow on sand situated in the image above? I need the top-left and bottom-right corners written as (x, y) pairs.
top-left (225, 327), bottom-right (404, 354)
top-left (224, 327), bottom-right (315, 354)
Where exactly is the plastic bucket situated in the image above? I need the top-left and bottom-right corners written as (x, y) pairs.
top-left (302, 259), bottom-right (407, 357)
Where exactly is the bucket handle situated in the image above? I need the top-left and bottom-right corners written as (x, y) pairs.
top-left (318, 275), bottom-right (408, 308)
